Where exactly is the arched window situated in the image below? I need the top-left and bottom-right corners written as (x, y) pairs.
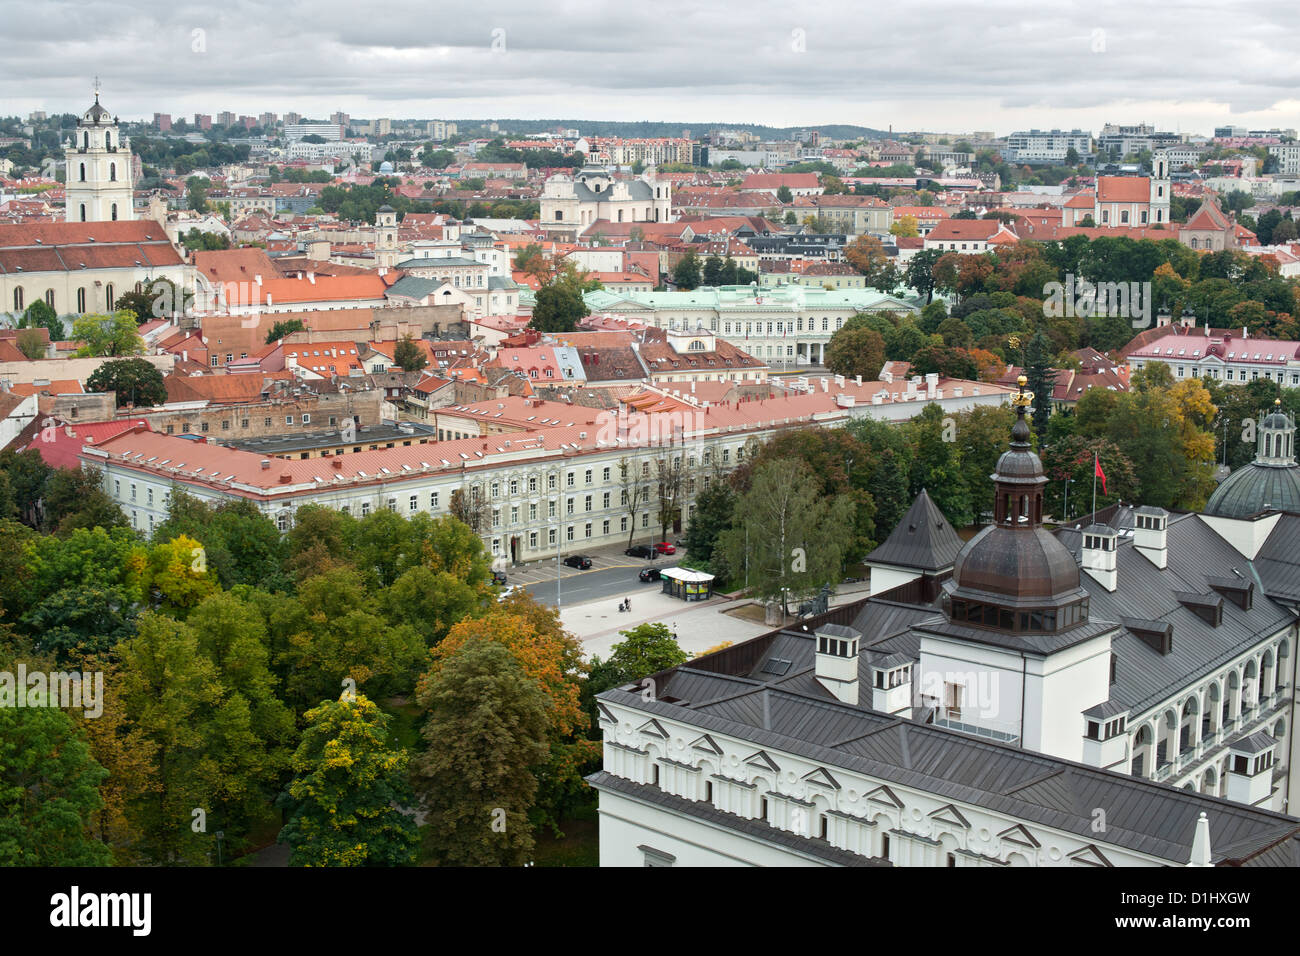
top-left (77, 288), bottom-right (86, 312)
top-left (44, 290), bottom-right (54, 309)
top-left (82, 131), bottom-right (88, 149)
top-left (1266, 434), bottom-right (1272, 457)
top-left (111, 203), bottom-right (118, 221)
top-left (79, 163), bottom-right (86, 182)
top-left (105, 132), bottom-right (112, 149)
top-left (13, 287), bottom-right (23, 311)
top-left (106, 284), bottom-right (115, 310)
top-left (110, 162), bottom-right (116, 181)
top-left (79, 204), bottom-right (87, 222)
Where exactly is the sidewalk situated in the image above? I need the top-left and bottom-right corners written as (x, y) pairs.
top-left (563, 578), bottom-right (873, 660)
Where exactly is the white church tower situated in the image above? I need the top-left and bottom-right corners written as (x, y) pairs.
top-left (1149, 150), bottom-right (1171, 225)
top-left (64, 81), bottom-right (135, 223)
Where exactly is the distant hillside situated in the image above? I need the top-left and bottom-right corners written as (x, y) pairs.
top-left (453, 120), bottom-right (889, 141)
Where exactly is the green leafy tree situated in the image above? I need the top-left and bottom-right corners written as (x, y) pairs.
top-left (587, 623), bottom-right (688, 698)
top-left (71, 311), bottom-right (145, 357)
top-left (85, 357), bottom-right (168, 408)
top-left (265, 318), bottom-right (305, 344)
top-left (20, 299), bottom-right (63, 339)
top-left (717, 458), bottom-right (856, 614)
top-left (0, 705), bottom-right (112, 866)
top-left (278, 695), bottom-right (419, 867)
top-left (411, 640), bottom-right (549, 866)
top-left (529, 274), bottom-right (590, 333)
top-left (671, 249), bottom-right (702, 290)
top-left (825, 326), bottom-right (887, 381)
top-left (1023, 331), bottom-right (1055, 435)
top-left (393, 334), bottom-right (428, 372)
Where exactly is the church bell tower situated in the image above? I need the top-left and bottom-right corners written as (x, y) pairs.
top-left (64, 80), bottom-right (135, 223)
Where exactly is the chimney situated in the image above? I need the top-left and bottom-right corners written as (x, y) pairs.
top-left (925, 371), bottom-right (939, 394)
top-left (814, 625), bottom-right (860, 705)
top-left (1080, 524), bottom-right (1118, 592)
top-left (260, 459), bottom-right (271, 470)
top-left (871, 660), bottom-right (913, 718)
top-left (308, 272), bottom-right (316, 284)
top-left (1133, 506), bottom-right (1169, 569)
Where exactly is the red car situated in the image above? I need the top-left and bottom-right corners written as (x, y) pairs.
top-left (654, 541), bottom-right (676, 555)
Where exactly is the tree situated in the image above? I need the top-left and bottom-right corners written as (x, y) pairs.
top-left (20, 299), bottom-right (63, 339)
top-left (672, 249), bottom-right (702, 290)
top-left (1023, 331), bottom-right (1055, 436)
top-left (278, 695), bottom-right (419, 867)
top-left (411, 640), bottom-right (549, 866)
top-left (449, 485), bottom-right (487, 534)
top-left (393, 334), bottom-right (428, 372)
top-left (890, 215), bottom-right (919, 238)
top-left (116, 612), bottom-right (222, 864)
top-left (0, 704), bottom-right (111, 866)
top-left (265, 318), bottom-right (305, 344)
top-left (421, 603), bottom-right (598, 833)
top-left (587, 623), bottom-right (688, 699)
top-left (717, 458), bottom-right (856, 615)
top-left (85, 357), bottom-right (167, 408)
top-left (529, 276), bottom-right (590, 333)
top-left (619, 458), bottom-right (652, 549)
top-left (71, 311), bottom-right (145, 357)
top-left (776, 185), bottom-right (793, 203)
top-left (14, 328), bottom-right (45, 360)
top-left (825, 326), bottom-right (886, 380)
top-left (904, 248), bottom-right (943, 303)
top-left (844, 235), bottom-right (892, 289)
top-left (682, 470), bottom-right (735, 572)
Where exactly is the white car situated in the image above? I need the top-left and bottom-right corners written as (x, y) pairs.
top-left (497, 584), bottom-right (525, 602)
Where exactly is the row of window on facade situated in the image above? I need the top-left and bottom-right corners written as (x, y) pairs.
top-left (12, 284), bottom-right (125, 313)
top-left (1152, 362), bottom-right (1300, 386)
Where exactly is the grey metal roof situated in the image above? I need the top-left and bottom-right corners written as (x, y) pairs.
top-left (598, 683), bottom-right (1300, 864)
top-left (864, 489), bottom-right (964, 572)
top-left (1252, 515), bottom-right (1300, 604)
top-left (1229, 730), bottom-right (1276, 754)
top-left (385, 275), bottom-right (442, 299)
top-left (1057, 512), bottom-right (1295, 716)
top-left (585, 771), bottom-right (888, 866)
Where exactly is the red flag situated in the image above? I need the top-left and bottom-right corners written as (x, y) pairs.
top-left (1094, 455), bottom-right (1107, 495)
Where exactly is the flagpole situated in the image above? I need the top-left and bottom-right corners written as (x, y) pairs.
top-left (1092, 451), bottom-right (1098, 518)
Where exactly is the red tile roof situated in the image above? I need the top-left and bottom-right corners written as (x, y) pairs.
top-left (1096, 176), bottom-right (1151, 204)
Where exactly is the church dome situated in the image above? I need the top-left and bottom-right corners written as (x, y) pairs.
top-left (945, 377), bottom-right (1091, 633)
top-left (1204, 462), bottom-right (1300, 518)
top-left (1205, 400), bottom-right (1300, 519)
top-left (953, 525), bottom-right (1082, 600)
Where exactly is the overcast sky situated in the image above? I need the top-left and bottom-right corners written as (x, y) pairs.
top-left (2, 0), bottom-right (1298, 136)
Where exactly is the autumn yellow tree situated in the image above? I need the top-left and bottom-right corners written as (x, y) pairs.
top-left (890, 215), bottom-right (919, 238)
top-left (419, 594), bottom-right (599, 832)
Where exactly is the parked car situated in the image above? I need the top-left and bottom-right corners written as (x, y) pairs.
top-left (654, 541), bottom-right (676, 555)
top-left (625, 545), bottom-right (656, 559)
top-left (563, 555), bottom-right (593, 570)
top-left (491, 570), bottom-right (508, 585)
top-left (638, 567), bottom-right (662, 582)
top-left (496, 584), bottom-right (524, 602)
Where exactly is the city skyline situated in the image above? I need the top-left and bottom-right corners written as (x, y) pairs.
top-left (2, 0), bottom-right (1298, 135)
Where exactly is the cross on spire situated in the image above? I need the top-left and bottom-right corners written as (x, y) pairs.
top-left (93, 76), bottom-right (101, 100)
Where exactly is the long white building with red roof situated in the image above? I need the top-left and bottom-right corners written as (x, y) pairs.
top-left (83, 378), bottom-right (1012, 560)
top-left (0, 220), bottom-right (191, 318)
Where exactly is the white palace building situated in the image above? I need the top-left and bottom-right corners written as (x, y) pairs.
top-left (589, 386), bottom-right (1300, 866)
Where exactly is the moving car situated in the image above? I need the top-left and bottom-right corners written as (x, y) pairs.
top-left (562, 555), bottom-right (593, 570)
top-left (496, 584), bottom-right (524, 602)
top-left (654, 541), bottom-right (676, 555)
top-left (625, 545), bottom-right (656, 558)
top-left (638, 567), bottom-right (662, 582)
